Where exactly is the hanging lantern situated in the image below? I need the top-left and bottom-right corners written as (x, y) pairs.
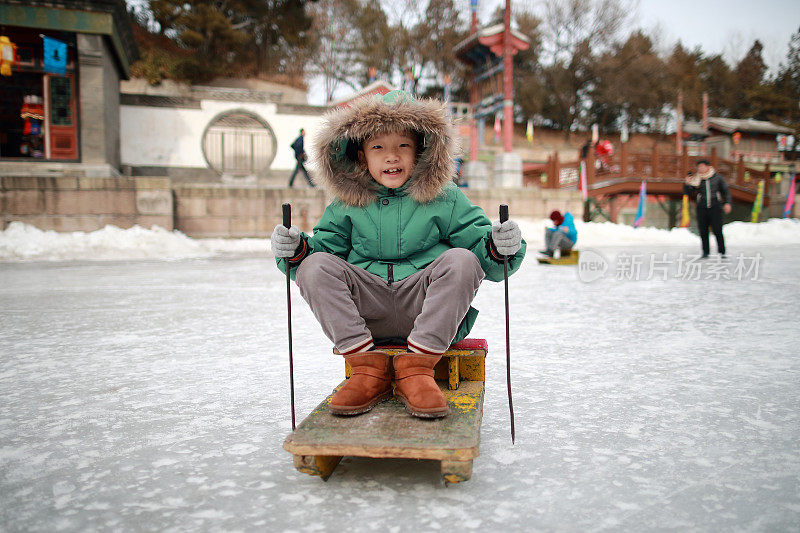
top-left (0, 35), bottom-right (18, 76)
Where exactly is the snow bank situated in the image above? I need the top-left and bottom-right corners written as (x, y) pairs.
top-left (519, 217), bottom-right (800, 247)
top-left (1, 218), bottom-right (798, 262)
top-left (0, 222), bottom-right (268, 262)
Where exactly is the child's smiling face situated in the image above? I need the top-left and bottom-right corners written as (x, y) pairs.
top-left (358, 131), bottom-right (417, 189)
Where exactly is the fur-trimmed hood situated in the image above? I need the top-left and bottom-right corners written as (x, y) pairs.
top-left (311, 91), bottom-right (456, 207)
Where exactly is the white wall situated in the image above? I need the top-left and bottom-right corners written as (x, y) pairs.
top-left (120, 100), bottom-right (325, 171)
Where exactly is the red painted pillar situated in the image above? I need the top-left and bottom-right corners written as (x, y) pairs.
top-left (502, 0), bottom-right (513, 153)
top-left (469, 81), bottom-right (479, 161)
top-left (676, 91), bottom-right (683, 155)
top-left (702, 92), bottom-right (709, 156)
top-left (469, 1), bottom-right (479, 162)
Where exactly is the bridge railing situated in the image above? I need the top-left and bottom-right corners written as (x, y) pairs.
top-left (535, 144), bottom-right (770, 193)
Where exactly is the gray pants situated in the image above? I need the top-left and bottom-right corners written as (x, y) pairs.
top-left (295, 249), bottom-right (484, 354)
top-left (545, 228), bottom-right (574, 252)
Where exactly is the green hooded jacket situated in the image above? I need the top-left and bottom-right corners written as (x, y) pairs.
top-left (277, 91), bottom-right (526, 342)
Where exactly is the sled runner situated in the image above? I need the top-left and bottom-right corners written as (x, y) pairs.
top-left (283, 338), bottom-right (487, 484)
top-left (537, 249), bottom-right (580, 265)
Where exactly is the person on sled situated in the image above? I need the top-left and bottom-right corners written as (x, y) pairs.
top-left (540, 209), bottom-right (577, 257)
top-left (270, 91), bottom-right (526, 419)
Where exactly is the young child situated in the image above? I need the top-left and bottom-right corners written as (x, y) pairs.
top-left (271, 91), bottom-right (526, 419)
top-left (540, 210), bottom-right (577, 257)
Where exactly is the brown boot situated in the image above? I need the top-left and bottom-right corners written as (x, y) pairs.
top-left (329, 351), bottom-right (393, 415)
top-left (393, 353), bottom-right (449, 418)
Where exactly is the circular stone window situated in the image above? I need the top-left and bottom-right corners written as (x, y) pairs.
top-left (201, 111), bottom-right (277, 178)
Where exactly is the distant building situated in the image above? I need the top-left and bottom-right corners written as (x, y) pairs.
top-left (683, 117), bottom-right (793, 166)
top-left (119, 78), bottom-right (327, 183)
top-left (330, 80), bottom-right (395, 108)
top-left (0, 0), bottom-right (138, 177)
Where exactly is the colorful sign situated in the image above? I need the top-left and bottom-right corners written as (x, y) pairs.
top-left (43, 35), bottom-right (67, 75)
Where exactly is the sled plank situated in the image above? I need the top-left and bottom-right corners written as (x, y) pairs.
top-left (538, 249), bottom-right (580, 265)
top-left (283, 381), bottom-right (484, 462)
top-left (292, 454), bottom-right (342, 480)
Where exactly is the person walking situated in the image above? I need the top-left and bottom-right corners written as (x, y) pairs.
top-left (684, 159), bottom-right (732, 258)
top-left (288, 129), bottom-right (314, 187)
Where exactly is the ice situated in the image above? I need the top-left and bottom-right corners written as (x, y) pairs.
top-left (1, 225), bottom-right (799, 530)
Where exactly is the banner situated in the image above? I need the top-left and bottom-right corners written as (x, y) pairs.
top-left (633, 181), bottom-right (647, 228)
top-left (43, 36), bottom-right (67, 75)
top-left (751, 180), bottom-right (764, 223)
top-left (679, 194), bottom-right (690, 227)
top-left (526, 119), bottom-right (533, 144)
top-left (784, 173), bottom-right (796, 218)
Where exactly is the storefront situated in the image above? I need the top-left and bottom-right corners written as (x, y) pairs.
top-left (0, 0), bottom-right (137, 175)
top-left (1, 27), bottom-right (78, 160)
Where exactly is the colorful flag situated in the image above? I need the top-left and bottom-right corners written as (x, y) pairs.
top-left (578, 160), bottom-right (588, 201)
top-left (526, 119), bottom-right (533, 143)
top-left (679, 194), bottom-right (690, 227)
top-left (43, 36), bottom-right (67, 75)
top-left (783, 173), bottom-right (795, 218)
top-left (633, 180), bottom-right (647, 227)
top-left (751, 180), bottom-right (765, 223)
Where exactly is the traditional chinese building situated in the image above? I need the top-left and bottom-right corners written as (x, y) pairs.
top-left (0, 0), bottom-right (137, 176)
top-left (683, 117), bottom-right (794, 166)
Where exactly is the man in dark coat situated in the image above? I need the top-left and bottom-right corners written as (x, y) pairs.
top-left (683, 159), bottom-right (732, 258)
top-left (288, 129), bottom-right (314, 187)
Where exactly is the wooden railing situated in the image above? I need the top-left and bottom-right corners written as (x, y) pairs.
top-left (536, 145), bottom-right (770, 192)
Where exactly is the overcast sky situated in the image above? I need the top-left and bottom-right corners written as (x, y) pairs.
top-left (487, 0), bottom-right (799, 70)
top-left (634, 0), bottom-right (799, 69)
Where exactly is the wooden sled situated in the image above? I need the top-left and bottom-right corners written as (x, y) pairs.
top-left (283, 339), bottom-right (487, 484)
top-left (537, 249), bottom-right (580, 265)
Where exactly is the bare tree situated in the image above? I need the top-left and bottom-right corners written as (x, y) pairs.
top-left (307, 0), bottom-right (363, 101)
top-left (516, 0), bottom-right (635, 134)
top-left (537, 0), bottom-right (635, 64)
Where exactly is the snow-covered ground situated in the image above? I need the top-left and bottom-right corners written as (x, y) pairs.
top-left (1, 221), bottom-right (799, 531)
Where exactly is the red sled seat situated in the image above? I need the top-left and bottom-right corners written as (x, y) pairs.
top-left (336, 338), bottom-right (487, 390)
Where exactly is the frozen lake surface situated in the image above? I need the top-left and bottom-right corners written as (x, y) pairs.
top-left (1, 230), bottom-right (799, 530)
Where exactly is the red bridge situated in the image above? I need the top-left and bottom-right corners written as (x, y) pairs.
top-left (524, 145), bottom-right (771, 222)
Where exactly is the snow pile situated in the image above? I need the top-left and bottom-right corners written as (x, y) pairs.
top-left (717, 218), bottom-right (800, 245)
top-left (0, 222), bottom-right (268, 262)
top-left (1, 218), bottom-right (798, 262)
top-left (518, 217), bottom-right (800, 247)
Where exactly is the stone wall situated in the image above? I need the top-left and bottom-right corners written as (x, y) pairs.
top-left (173, 185), bottom-right (327, 237)
top-left (1, 176), bottom-right (583, 236)
top-left (465, 187), bottom-right (583, 223)
top-left (0, 176), bottom-right (173, 232)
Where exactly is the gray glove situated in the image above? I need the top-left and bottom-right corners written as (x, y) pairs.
top-left (271, 224), bottom-right (301, 258)
top-left (491, 219), bottom-right (522, 256)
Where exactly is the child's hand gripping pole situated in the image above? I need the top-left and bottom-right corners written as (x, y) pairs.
top-left (500, 205), bottom-right (515, 444)
top-left (283, 203), bottom-right (296, 431)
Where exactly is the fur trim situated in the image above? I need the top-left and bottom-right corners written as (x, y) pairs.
top-left (311, 95), bottom-right (456, 206)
